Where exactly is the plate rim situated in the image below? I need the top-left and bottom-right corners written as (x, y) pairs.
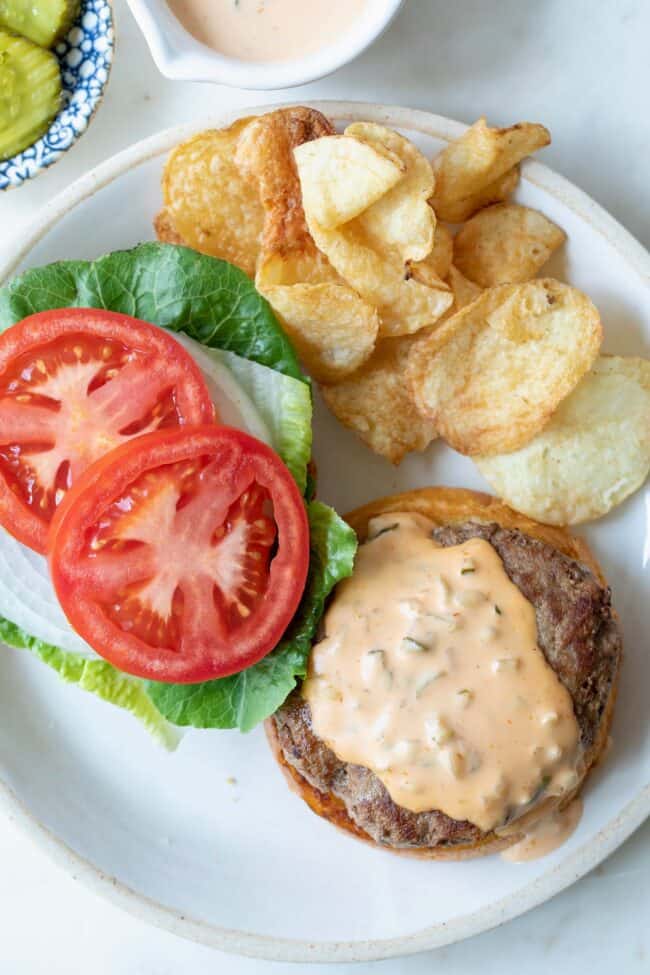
top-left (1, 100), bottom-right (648, 963)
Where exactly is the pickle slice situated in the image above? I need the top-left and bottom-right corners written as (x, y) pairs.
top-left (0, 0), bottom-right (80, 48)
top-left (0, 30), bottom-right (62, 161)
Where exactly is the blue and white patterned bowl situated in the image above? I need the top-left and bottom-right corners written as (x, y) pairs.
top-left (0, 0), bottom-right (114, 191)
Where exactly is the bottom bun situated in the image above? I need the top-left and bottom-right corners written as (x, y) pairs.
top-left (265, 487), bottom-right (620, 860)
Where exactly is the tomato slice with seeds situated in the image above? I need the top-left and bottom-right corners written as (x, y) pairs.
top-left (48, 426), bottom-right (310, 683)
top-left (0, 308), bottom-right (214, 553)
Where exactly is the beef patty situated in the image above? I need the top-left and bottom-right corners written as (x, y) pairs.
top-left (271, 521), bottom-right (622, 850)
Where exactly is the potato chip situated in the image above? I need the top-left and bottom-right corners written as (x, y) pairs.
top-left (409, 223), bottom-right (453, 283)
top-left (162, 118), bottom-right (264, 278)
top-left (432, 117), bottom-right (550, 207)
top-left (476, 356), bottom-right (650, 524)
top-left (430, 223), bottom-right (454, 279)
top-left (345, 122), bottom-right (435, 262)
top-left (393, 267), bottom-right (482, 370)
top-left (256, 250), bottom-right (339, 288)
top-left (154, 208), bottom-right (186, 247)
top-left (233, 109), bottom-right (381, 383)
top-left (453, 204), bottom-right (566, 287)
top-left (407, 278), bottom-right (602, 455)
top-left (294, 135), bottom-right (405, 230)
top-left (447, 265), bottom-right (483, 310)
top-left (432, 166), bottom-right (520, 224)
top-left (234, 107), bottom-right (337, 288)
top-left (321, 340), bottom-right (437, 463)
top-left (263, 283), bottom-right (379, 383)
top-left (406, 255), bottom-right (448, 291)
top-left (306, 218), bottom-right (452, 337)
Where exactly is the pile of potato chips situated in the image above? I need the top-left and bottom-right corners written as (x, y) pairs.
top-left (156, 107), bottom-right (650, 527)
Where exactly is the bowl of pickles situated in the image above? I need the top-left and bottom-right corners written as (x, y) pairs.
top-left (0, 0), bottom-right (114, 190)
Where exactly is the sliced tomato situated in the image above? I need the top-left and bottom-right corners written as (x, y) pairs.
top-left (48, 425), bottom-right (310, 683)
top-left (0, 308), bottom-right (214, 553)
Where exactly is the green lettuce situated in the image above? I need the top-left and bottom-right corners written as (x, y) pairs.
top-left (216, 349), bottom-right (312, 495)
top-left (146, 502), bottom-right (357, 731)
top-left (0, 617), bottom-right (180, 749)
top-left (0, 242), bottom-right (303, 381)
top-left (177, 337), bottom-right (313, 495)
top-left (0, 245), bottom-right (357, 740)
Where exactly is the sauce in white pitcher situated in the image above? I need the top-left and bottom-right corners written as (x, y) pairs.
top-left (167, 0), bottom-right (369, 63)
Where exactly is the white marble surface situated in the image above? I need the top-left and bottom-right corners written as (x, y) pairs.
top-left (0, 0), bottom-right (648, 970)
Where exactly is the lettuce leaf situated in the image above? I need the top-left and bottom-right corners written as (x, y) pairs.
top-left (174, 333), bottom-right (313, 495)
top-left (212, 348), bottom-right (312, 495)
top-left (0, 242), bottom-right (304, 382)
top-left (0, 617), bottom-right (180, 750)
top-left (0, 245), bottom-right (355, 739)
top-left (146, 502), bottom-right (357, 732)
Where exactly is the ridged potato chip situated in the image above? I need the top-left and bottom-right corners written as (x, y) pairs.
top-left (321, 340), bottom-right (437, 464)
top-left (432, 166), bottom-right (520, 224)
top-left (305, 218), bottom-right (453, 337)
top-left (293, 135), bottom-right (405, 230)
top-left (454, 204), bottom-right (566, 287)
top-left (345, 122), bottom-right (436, 262)
top-left (476, 356), bottom-right (650, 524)
top-left (408, 278), bottom-right (602, 455)
top-left (263, 283), bottom-right (379, 383)
top-left (162, 119), bottom-right (264, 278)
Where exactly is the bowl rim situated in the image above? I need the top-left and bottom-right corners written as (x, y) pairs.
top-left (125, 0), bottom-right (404, 89)
top-left (0, 0), bottom-right (115, 191)
top-left (0, 101), bottom-right (649, 963)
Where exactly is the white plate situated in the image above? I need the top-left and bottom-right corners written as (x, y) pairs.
top-left (0, 103), bottom-right (648, 964)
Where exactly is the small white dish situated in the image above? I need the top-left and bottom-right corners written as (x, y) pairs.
top-left (0, 103), bottom-right (648, 964)
top-left (126, 0), bottom-right (403, 88)
top-left (0, 0), bottom-right (114, 191)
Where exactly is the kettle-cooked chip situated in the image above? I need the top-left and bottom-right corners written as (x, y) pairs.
top-left (235, 107), bottom-right (337, 288)
top-left (154, 208), bottom-right (186, 247)
top-left (454, 203), bottom-right (566, 287)
top-left (295, 125), bottom-right (452, 337)
top-left (256, 249), bottom-right (339, 288)
top-left (294, 135), bottom-right (405, 230)
top-left (162, 119), bottom-right (264, 278)
top-left (431, 117), bottom-right (549, 215)
top-left (398, 267), bottom-right (483, 377)
top-left (306, 218), bottom-right (453, 337)
top-left (431, 223), bottom-right (454, 280)
top-left (321, 340), bottom-right (437, 464)
top-left (345, 122), bottom-right (435, 262)
top-left (407, 253), bottom-right (449, 292)
top-left (410, 223), bottom-right (454, 282)
top-left (235, 110), bottom-right (379, 383)
top-left (476, 356), bottom-right (650, 524)
top-left (432, 166), bottom-right (520, 224)
top-left (447, 264), bottom-right (483, 310)
top-left (263, 282), bottom-right (379, 383)
top-left (407, 278), bottom-right (602, 455)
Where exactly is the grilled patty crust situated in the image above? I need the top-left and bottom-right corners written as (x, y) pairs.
top-left (270, 519), bottom-right (622, 852)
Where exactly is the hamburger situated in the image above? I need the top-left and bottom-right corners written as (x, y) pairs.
top-left (266, 488), bottom-right (622, 859)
